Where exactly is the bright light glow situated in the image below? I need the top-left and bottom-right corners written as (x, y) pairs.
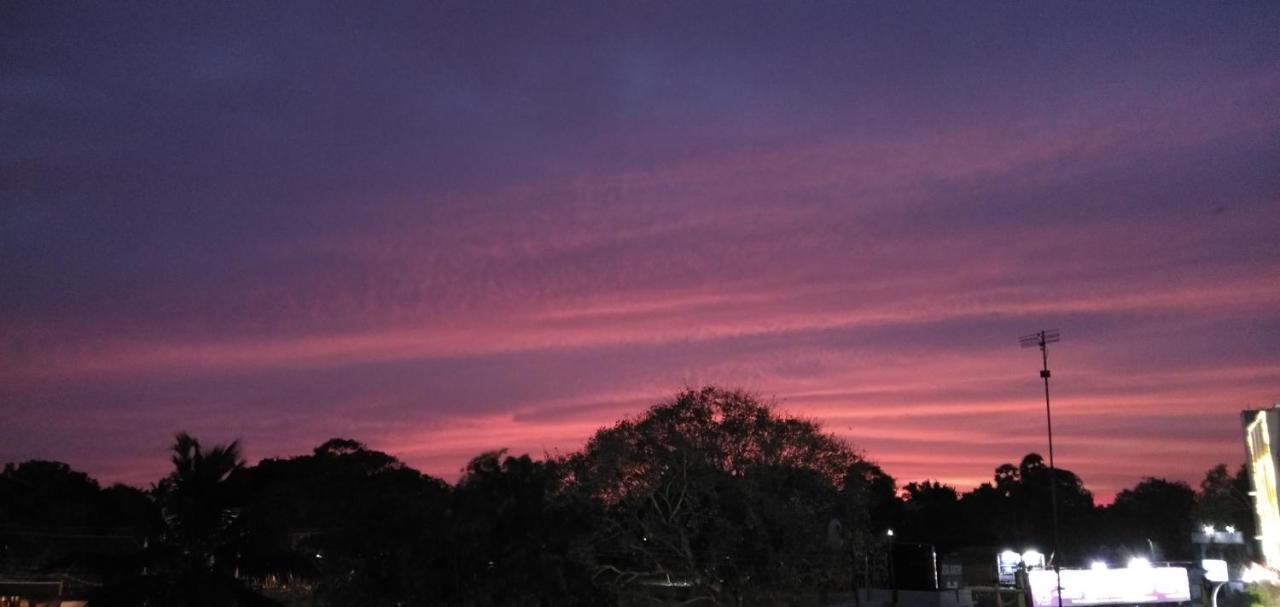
top-left (886, 528), bottom-right (894, 536)
top-left (1225, 525), bottom-right (1236, 534)
top-left (1202, 559), bottom-right (1228, 583)
top-left (1027, 567), bottom-right (1189, 607)
top-left (1022, 550), bottom-right (1045, 569)
top-left (997, 550), bottom-right (1024, 585)
top-left (1128, 557), bottom-right (1152, 569)
top-left (1203, 524), bottom-right (1216, 535)
top-left (1092, 560), bottom-right (1109, 570)
top-left (1241, 562), bottom-right (1280, 585)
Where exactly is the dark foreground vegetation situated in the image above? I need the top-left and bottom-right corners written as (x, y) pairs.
top-left (0, 387), bottom-right (1256, 606)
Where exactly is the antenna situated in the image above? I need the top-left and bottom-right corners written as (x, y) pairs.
top-left (1018, 329), bottom-right (1059, 350)
top-left (1020, 329), bottom-right (1063, 607)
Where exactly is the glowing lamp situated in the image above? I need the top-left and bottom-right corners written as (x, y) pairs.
top-left (1091, 560), bottom-right (1108, 570)
top-left (1128, 557), bottom-right (1152, 569)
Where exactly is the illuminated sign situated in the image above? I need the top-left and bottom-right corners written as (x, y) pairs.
top-left (1027, 567), bottom-right (1190, 607)
top-left (1202, 559), bottom-right (1228, 583)
top-left (997, 550), bottom-right (1021, 585)
top-left (1246, 410), bottom-right (1280, 568)
top-left (996, 549), bottom-right (1045, 585)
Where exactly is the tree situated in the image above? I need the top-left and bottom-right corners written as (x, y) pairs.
top-left (1194, 464), bottom-right (1254, 545)
top-left (92, 433), bottom-right (289, 607)
top-left (0, 460), bottom-right (101, 529)
top-left (449, 450), bottom-right (603, 606)
top-left (0, 460), bottom-right (105, 572)
top-left (958, 482), bottom-right (1005, 547)
top-left (900, 481), bottom-right (962, 550)
top-left (0, 461), bottom-right (159, 595)
top-left (1108, 477), bottom-right (1196, 562)
top-left (240, 438), bottom-right (450, 606)
top-left (957, 454), bottom-right (1095, 561)
top-left (571, 387), bottom-right (872, 605)
top-left (1014, 454), bottom-right (1095, 559)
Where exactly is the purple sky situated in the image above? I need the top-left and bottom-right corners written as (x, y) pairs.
top-left (3, 2), bottom-right (1279, 501)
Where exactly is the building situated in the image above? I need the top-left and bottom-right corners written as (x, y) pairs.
top-left (1242, 406), bottom-right (1280, 568)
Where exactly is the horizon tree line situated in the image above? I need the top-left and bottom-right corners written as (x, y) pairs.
top-left (0, 386), bottom-right (1256, 606)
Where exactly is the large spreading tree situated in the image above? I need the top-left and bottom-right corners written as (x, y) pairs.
top-left (571, 387), bottom-right (889, 605)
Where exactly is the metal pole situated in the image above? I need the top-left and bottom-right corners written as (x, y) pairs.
top-left (889, 536), bottom-right (897, 604)
top-left (1039, 332), bottom-right (1063, 607)
top-left (1211, 581), bottom-right (1226, 607)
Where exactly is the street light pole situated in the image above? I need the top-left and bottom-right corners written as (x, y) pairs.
top-left (887, 528), bottom-right (897, 605)
top-left (1020, 329), bottom-right (1063, 607)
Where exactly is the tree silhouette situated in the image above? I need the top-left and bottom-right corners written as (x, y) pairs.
top-left (900, 481), bottom-right (962, 550)
top-left (91, 433), bottom-right (289, 607)
top-left (1108, 477), bottom-right (1196, 562)
top-left (1, 460), bottom-right (106, 572)
top-left (449, 450), bottom-right (603, 606)
top-left (5, 390), bottom-right (1259, 605)
top-left (572, 387), bottom-right (874, 605)
top-left (240, 438), bottom-right (449, 606)
top-left (1194, 464), bottom-right (1255, 546)
top-left (956, 454), bottom-right (1094, 562)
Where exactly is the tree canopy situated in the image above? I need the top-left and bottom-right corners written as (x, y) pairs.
top-left (572, 387), bottom-right (883, 604)
top-left (0, 386), bottom-right (1260, 606)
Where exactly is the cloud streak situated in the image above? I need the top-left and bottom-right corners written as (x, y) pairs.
top-left (2, 2), bottom-right (1279, 502)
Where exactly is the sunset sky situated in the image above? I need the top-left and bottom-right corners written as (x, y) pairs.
top-left (3, 2), bottom-right (1278, 501)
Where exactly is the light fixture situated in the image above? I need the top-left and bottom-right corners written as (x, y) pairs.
top-left (1203, 524), bottom-right (1216, 535)
top-left (1226, 525), bottom-right (1236, 534)
top-left (886, 528), bottom-right (894, 537)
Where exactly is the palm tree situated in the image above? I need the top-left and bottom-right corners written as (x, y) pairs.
top-left (92, 433), bottom-right (291, 606)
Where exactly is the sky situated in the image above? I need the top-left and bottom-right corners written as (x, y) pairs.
top-left (2, 2), bottom-right (1279, 502)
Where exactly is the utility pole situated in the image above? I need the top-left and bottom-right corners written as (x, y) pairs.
top-left (1020, 329), bottom-right (1062, 607)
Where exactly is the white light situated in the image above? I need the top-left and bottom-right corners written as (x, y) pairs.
top-left (1242, 562), bottom-right (1280, 584)
top-left (1202, 559), bottom-right (1229, 583)
top-left (1225, 525), bottom-right (1236, 534)
top-left (1091, 560), bottom-right (1108, 570)
top-left (1022, 550), bottom-right (1044, 568)
top-left (886, 528), bottom-right (894, 536)
top-left (1128, 557), bottom-right (1152, 569)
top-left (1027, 568), bottom-right (1191, 607)
top-left (1203, 524), bottom-right (1216, 535)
